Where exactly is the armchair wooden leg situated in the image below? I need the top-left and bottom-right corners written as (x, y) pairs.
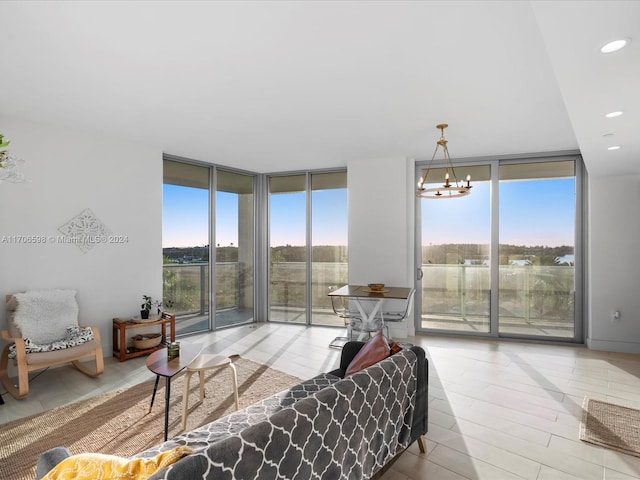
top-left (0, 343), bottom-right (29, 399)
top-left (72, 331), bottom-right (104, 378)
top-left (72, 350), bottom-right (104, 378)
top-left (72, 358), bottom-right (103, 377)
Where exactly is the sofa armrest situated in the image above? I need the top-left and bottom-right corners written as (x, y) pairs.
top-left (408, 345), bottom-right (428, 443)
top-left (329, 341), bottom-right (428, 444)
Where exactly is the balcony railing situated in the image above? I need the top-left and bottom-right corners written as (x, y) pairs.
top-left (164, 261), bottom-right (349, 330)
top-left (165, 261), bottom-right (574, 336)
top-left (421, 263), bottom-right (575, 336)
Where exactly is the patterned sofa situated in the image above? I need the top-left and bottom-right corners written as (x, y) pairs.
top-left (37, 341), bottom-right (428, 480)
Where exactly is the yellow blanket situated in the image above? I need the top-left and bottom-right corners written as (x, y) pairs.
top-left (42, 446), bottom-right (194, 480)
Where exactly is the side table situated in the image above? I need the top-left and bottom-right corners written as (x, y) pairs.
top-left (181, 354), bottom-right (239, 430)
top-left (146, 344), bottom-right (201, 441)
top-left (112, 312), bottom-right (176, 362)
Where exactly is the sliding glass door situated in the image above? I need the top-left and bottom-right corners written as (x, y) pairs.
top-left (420, 165), bottom-right (491, 333)
top-left (417, 157), bottom-right (581, 341)
top-left (498, 161), bottom-right (576, 337)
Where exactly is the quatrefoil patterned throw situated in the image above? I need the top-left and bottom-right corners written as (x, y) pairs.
top-left (146, 350), bottom-right (417, 480)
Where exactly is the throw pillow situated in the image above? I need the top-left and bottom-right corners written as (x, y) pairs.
top-left (345, 330), bottom-right (391, 376)
top-left (41, 446), bottom-right (193, 480)
top-left (389, 339), bottom-right (403, 355)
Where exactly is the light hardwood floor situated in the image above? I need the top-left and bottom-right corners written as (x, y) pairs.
top-left (2, 323), bottom-right (640, 479)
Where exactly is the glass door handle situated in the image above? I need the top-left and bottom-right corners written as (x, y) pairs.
top-left (417, 268), bottom-right (423, 280)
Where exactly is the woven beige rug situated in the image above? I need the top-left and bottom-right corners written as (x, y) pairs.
top-left (580, 397), bottom-right (640, 457)
top-left (0, 357), bottom-right (301, 480)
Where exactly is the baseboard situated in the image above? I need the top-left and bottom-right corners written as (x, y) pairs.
top-left (587, 337), bottom-right (640, 354)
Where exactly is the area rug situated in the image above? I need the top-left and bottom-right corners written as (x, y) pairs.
top-left (0, 357), bottom-right (301, 480)
top-left (580, 397), bottom-right (640, 457)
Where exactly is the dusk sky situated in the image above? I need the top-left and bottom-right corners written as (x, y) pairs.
top-left (163, 186), bottom-right (349, 247)
top-left (164, 177), bottom-right (574, 249)
top-left (422, 178), bottom-right (575, 247)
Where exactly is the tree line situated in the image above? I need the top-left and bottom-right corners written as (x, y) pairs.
top-left (164, 243), bottom-right (573, 266)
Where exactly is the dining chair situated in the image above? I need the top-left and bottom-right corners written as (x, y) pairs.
top-left (381, 288), bottom-right (415, 339)
top-left (328, 286), bottom-right (362, 349)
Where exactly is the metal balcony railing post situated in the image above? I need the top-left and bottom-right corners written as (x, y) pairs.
top-left (200, 264), bottom-right (206, 316)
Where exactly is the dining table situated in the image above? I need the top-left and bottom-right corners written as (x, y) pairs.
top-left (328, 284), bottom-right (413, 333)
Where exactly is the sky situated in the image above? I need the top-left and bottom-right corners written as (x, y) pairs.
top-left (163, 177), bottom-right (575, 249)
top-left (163, 186), bottom-right (349, 248)
top-left (421, 177), bottom-right (575, 247)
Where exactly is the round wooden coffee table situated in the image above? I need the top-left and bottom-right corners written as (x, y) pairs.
top-left (146, 343), bottom-right (201, 441)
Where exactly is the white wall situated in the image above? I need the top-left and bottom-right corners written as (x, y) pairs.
top-left (347, 157), bottom-right (415, 337)
top-left (587, 174), bottom-right (640, 353)
top-left (0, 116), bottom-right (163, 354)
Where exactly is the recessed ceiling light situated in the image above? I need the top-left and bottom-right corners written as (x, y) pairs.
top-left (605, 111), bottom-right (624, 118)
top-left (608, 145), bottom-right (622, 151)
top-left (600, 38), bottom-right (630, 53)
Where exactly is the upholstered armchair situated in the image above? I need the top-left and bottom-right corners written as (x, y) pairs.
top-left (0, 289), bottom-right (104, 399)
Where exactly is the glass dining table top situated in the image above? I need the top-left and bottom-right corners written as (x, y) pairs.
top-left (328, 284), bottom-right (412, 300)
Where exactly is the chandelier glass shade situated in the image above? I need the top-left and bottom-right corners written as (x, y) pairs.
top-left (416, 123), bottom-right (471, 199)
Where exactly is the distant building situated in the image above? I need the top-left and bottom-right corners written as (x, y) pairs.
top-left (554, 254), bottom-right (575, 266)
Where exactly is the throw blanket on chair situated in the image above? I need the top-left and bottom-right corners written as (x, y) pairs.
top-left (149, 349), bottom-right (418, 480)
top-left (12, 289), bottom-right (79, 344)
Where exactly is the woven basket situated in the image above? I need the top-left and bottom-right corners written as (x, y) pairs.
top-left (132, 333), bottom-right (162, 350)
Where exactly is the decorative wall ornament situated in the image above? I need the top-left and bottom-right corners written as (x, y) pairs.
top-left (0, 133), bottom-right (28, 183)
top-left (58, 208), bottom-right (112, 254)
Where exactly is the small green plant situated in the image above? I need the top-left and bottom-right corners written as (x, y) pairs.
top-left (142, 295), bottom-right (173, 315)
top-left (141, 295), bottom-right (153, 311)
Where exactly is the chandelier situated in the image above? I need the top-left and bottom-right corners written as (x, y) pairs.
top-left (416, 123), bottom-right (471, 199)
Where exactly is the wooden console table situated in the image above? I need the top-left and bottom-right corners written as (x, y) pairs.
top-left (112, 312), bottom-right (176, 362)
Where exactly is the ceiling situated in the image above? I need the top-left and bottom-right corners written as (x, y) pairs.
top-left (0, 1), bottom-right (637, 176)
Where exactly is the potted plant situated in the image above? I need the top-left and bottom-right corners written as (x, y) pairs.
top-left (140, 295), bottom-right (153, 319)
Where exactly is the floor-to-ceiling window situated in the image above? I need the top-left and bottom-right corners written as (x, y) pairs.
top-left (215, 169), bottom-right (255, 328)
top-left (163, 159), bottom-right (256, 334)
top-left (420, 165), bottom-right (491, 333)
top-left (163, 159), bottom-right (211, 334)
top-left (311, 172), bottom-right (348, 326)
top-left (417, 156), bottom-right (582, 341)
top-left (269, 174), bottom-right (307, 323)
top-left (498, 160), bottom-right (576, 338)
top-left (268, 170), bottom-right (348, 325)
